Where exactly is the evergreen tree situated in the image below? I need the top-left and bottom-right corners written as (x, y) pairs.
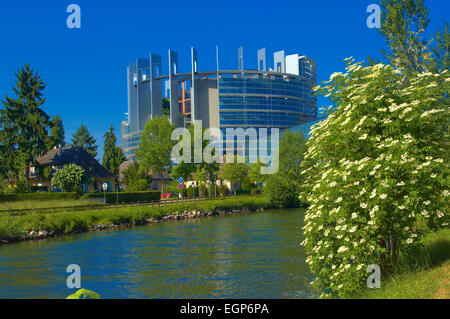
top-left (102, 124), bottom-right (126, 175)
top-left (378, 0), bottom-right (433, 76)
top-left (71, 124), bottom-right (98, 158)
top-left (48, 115), bottom-right (65, 149)
top-left (0, 64), bottom-right (51, 180)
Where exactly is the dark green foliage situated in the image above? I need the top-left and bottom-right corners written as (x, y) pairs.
top-left (48, 115), bottom-right (65, 149)
top-left (71, 124), bottom-right (98, 158)
top-left (13, 179), bottom-right (33, 194)
top-left (431, 23), bottom-right (450, 73)
top-left (122, 161), bottom-right (152, 191)
top-left (162, 97), bottom-right (170, 117)
top-left (102, 124), bottom-right (126, 175)
top-left (218, 184), bottom-right (230, 196)
top-left (83, 191), bottom-right (160, 204)
top-left (0, 64), bottom-right (51, 180)
top-left (264, 174), bottom-right (300, 208)
top-left (264, 130), bottom-right (307, 208)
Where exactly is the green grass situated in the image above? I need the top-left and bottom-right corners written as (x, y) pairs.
top-left (356, 228), bottom-right (450, 299)
top-left (0, 199), bottom-right (94, 211)
top-left (0, 196), bottom-right (272, 242)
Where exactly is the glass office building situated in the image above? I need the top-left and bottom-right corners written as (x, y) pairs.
top-left (123, 47), bottom-right (317, 159)
top-left (219, 76), bottom-right (316, 130)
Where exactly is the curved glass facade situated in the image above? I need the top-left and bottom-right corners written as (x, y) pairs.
top-left (218, 76), bottom-right (316, 129)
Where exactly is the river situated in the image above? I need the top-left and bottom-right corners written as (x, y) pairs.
top-left (0, 208), bottom-right (315, 298)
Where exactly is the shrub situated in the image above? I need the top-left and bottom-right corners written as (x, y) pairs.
top-left (13, 179), bottom-right (33, 194)
top-left (264, 174), bottom-right (300, 208)
top-left (300, 60), bottom-right (449, 298)
top-left (51, 164), bottom-right (92, 193)
top-left (218, 185), bottom-right (230, 196)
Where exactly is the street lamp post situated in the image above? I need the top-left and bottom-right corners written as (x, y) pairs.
top-left (102, 182), bottom-right (108, 205)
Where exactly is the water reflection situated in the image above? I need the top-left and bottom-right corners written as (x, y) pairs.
top-left (0, 208), bottom-right (315, 299)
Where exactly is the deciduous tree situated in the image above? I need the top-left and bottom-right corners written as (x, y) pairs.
top-left (136, 116), bottom-right (175, 194)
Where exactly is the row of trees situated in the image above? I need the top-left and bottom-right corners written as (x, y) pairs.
top-left (124, 114), bottom-right (308, 201)
top-left (0, 64), bottom-right (126, 191)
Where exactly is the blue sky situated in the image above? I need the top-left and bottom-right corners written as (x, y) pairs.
top-left (0, 0), bottom-right (448, 159)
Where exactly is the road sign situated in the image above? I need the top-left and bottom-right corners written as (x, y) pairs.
top-left (102, 183), bottom-right (108, 191)
top-left (178, 178), bottom-right (184, 184)
top-left (179, 183), bottom-right (184, 189)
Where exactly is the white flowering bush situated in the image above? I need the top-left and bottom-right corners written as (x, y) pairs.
top-left (300, 59), bottom-right (449, 298)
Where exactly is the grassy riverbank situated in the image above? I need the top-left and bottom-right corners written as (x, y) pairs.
top-left (0, 199), bottom-right (93, 210)
top-left (0, 196), bottom-right (272, 244)
top-left (355, 228), bottom-right (450, 299)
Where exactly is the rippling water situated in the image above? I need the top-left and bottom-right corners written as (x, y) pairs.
top-left (0, 208), bottom-right (314, 299)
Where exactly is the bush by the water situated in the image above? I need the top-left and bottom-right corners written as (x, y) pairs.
top-left (264, 174), bottom-right (300, 208)
top-left (300, 60), bottom-right (449, 298)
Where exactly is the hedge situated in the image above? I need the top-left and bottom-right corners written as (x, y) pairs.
top-left (0, 192), bottom-right (79, 202)
top-left (83, 191), bottom-right (161, 204)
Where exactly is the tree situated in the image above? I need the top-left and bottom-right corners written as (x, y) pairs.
top-left (247, 159), bottom-right (267, 186)
top-left (170, 123), bottom-right (220, 184)
top-left (378, 0), bottom-right (433, 76)
top-left (431, 23), bottom-right (450, 73)
top-left (121, 161), bottom-right (151, 191)
top-left (300, 59), bottom-right (449, 298)
top-left (162, 98), bottom-right (170, 117)
top-left (71, 124), bottom-right (98, 158)
top-left (102, 124), bottom-right (126, 175)
top-left (194, 166), bottom-right (209, 197)
top-left (48, 115), bottom-right (65, 149)
top-left (0, 64), bottom-right (51, 179)
top-left (136, 116), bottom-right (175, 194)
top-left (264, 130), bottom-right (307, 207)
top-left (220, 158), bottom-right (248, 196)
top-left (279, 131), bottom-right (307, 182)
top-left (51, 163), bottom-right (91, 193)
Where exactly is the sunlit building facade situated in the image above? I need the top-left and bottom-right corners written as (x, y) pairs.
top-left (122, 47), bottom-right (317, 160)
